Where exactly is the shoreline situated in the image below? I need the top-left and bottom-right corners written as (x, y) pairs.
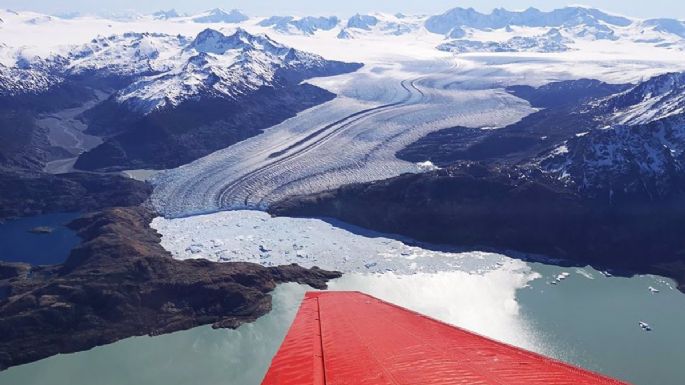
top-left (0, 207), bottom-right (340, 370)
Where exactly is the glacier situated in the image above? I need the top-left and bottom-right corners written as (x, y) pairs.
top-left (149, 59), bottom-right (534, 217)
top-left (3, 6), bottom-right (685, 213)
top-left (148, 38), bottom-right (685, 217)
top-left (3, 8), bottom-right (685, 384)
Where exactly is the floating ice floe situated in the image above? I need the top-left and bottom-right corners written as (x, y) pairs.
top-left (639, 321), bottom-right (652, 331)
top-left (151, 210), bottom-right (535, 277)
top-left (549, 271), bottom-right (570, 285)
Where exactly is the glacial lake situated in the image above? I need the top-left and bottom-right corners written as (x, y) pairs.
top-left (0, 213), bottom-right (81, 265)
top-left (1, 262), bottom-right (684, 385)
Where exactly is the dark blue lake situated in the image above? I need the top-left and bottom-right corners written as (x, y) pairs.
top-left (0, 213), bottom-right (81, 265)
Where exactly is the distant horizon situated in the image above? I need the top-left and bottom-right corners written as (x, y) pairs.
top-left (3, 1), bottom-right (684, 20)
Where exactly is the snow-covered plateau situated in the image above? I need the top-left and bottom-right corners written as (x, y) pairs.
top-left (4, 7), bottom-right (685, 384)
top-left (3, 5), bottom-right (685, 258)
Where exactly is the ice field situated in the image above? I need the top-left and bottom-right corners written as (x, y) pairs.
top-left (151, 210), bottom-right (522, 274)
top-left (149, 28), bottom-right (685, 217)
top-left (150, 60), bottom-right (534, 217)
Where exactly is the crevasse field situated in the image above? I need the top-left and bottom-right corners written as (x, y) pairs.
top-left (148, 27), bottom-right (685, 215)
top-left (3, 8), bottom-right (685, 385)
top-left (145, 15), bottom-right (685, 385)
top-left (147, 25), bottom-right (685, 384)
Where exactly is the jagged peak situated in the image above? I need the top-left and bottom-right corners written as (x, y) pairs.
top-left (347, 14), bottom-right (379, 30)
top-left (260, 15), bottom-right (340, 35)
top-left (193, 8), bottom-right (248, 24)
top-left (189, 28), bottom-right (288, 56)
top-left (206, 8), bottom-right (236, 15)
top-left (152, 9), bottom-right (179, 20)
top-left (592, 72), bottom-right (685, 125)
top-left (425, 5), bottom-right (632, 35)
top-left (617, 72), bottom-right (685, 98)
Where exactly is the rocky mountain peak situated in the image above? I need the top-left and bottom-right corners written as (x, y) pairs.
top-left (192, 8), bottom-right (249, 24)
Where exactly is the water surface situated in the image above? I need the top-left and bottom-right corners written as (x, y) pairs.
top-left (0, 213), bottom-right (81, 265)
top-left (2, 264), bottom-right (684, 385)
top-left (519, 263), bottom-right (685, 385)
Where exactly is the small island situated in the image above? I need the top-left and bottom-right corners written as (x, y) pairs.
top-left (28, 226), bottom-right (54, 234)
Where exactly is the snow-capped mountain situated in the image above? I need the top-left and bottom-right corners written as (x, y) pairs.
top-left (0, 63), bottom-right (59, 95)
top-left (347, 14), bottom-right (380, 30)
top-left (257, 12), bottom-right (422, 39)
top-left (115, 28), bottom-right (345, 113)
top-left (9, 26), bottom-right (350, 110)
top-left (192, 8), bottom-right (248, 24)
top-left (0, 32), bottom-right (187, 94)
top-left (537, 73), bottom-right (685, 198)
top-left (1, 6), bottom-right (684, 57)
top-left (152, 9), bottom-right (180, 20)
top-left (0, 26), bottom-right (357, 115)
top-left (642, 19), bottom-right (685, 39)
top-left (68, 33), bottom-right (189, 78)
top-left (425, 6), bottom-right (631, 35)
top-left (337, 13), bottom-right (422, 39)
top-left (437, 28), bottom-right (570, 53)
top-left (424, 6), bottom-right (662, 53)
top-left (10, 27), bottom-right (361, 171)
top-left (0, 8), bottom-right (56, 26)
top-left (258, 16), bottom-right (339, 35)
top-left (0, 45), bottom-right (69, 95)
top-left (593, 72), bottom-right (685, 125)
top-left (540, 118), bottom-right (685, 198)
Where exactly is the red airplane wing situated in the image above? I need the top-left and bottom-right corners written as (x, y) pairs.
top-left (262, 291), bottom-right (630, 385)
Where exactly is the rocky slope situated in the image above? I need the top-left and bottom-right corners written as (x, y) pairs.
top-left (437, 28), bottom-right (571, 54)
top-left (398, 79), bottom-right (629, 167)
top-left (259, 16), bottom-right (339, 35)
top-left (0, 207), bottom-right (340, 370)
top-left (0, 168), bottom-right (151, 220)
top-left (74, 82), bottom-right (336, 171)
top-left (593, 72), bottom-right (685, 125)
top-left (0, 28), bottom-right (362, 172)
top-left (400, 75), bottom-right (685, 201)
top-left (270, 163), bottom-right (685, 292)
top-left (272, 75), bottom-right (685, 292)
top-left (534, 73), bottom-right (685, 200)
top-left (425, 6), bottom-right (632, 34)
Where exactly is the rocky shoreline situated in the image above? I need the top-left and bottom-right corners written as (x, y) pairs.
top-left (0, 168), bottom-right (151, 220)
top-left (0, 207), bottom-right (340, 370)
top-left (270, 163), bottom-right (685, 293)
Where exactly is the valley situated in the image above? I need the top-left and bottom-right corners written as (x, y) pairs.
top-left (2, 4), bottom-right (685, 385)
top-left (150, 62), bottom-right (534, 215)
